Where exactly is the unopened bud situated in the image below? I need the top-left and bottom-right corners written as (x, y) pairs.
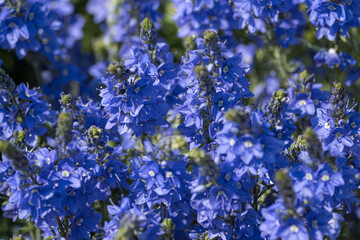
top-left (304, 127), bottom-right (323, 161)
top-left (13, 131), bottom-right (26, 146)
top-left (0, 141), bottom-right (29, 173)
top-left (60, 92), bottom-right (73, 108)
top-left (195, 64), bottom-right (213, 93)
top-left (203, 30), bottom-right (219, 49)
top-left (58, 112), bottom-right (72, 133)
top-left (184, 35), bottom-right (196, 51)
top-left (225, 106), bottom-right (252, 130)
top-left (275, 169), bottom-right (296, 209)
top-left (140, 17), bottom-right (157, 51)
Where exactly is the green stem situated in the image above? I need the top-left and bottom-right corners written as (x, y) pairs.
top-left (273, 47), bottom-right (289, 82)
top-left (27, 221), bottom-right (36, 240)
top-left (57, 217), bottom-right (68, 240)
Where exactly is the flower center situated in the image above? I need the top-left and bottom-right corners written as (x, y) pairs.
top-left (328, 5), bottom-right (335, 11)
top-left (299, 100), bottom-right (307, 106)
top-left (229, 139), bottom-right (235, 146)
top-left (311, 220), bottom-right (318, 229)
top-left (9, 22), bottom-right (17, 28)
top-left (225, 173), bottom-right (231, 181)
top-left (324, 122), bottom-right (331, 129)
top-left (244, 140), bottom-right (253, 148)
top-left (218, 100), bottom-right (223, 107)
top-left (29, 12), bottom-right (35, 21)
top-left (290, 225), bottom-right (299, 233)
top-left (328, 48), bottom-right (336, 54)
top-left (62, 170), bottom-right (70, 178)
top-left (321, 174), bottom-right (330, 182)
top-left (148, 170), bottom-right (155, 177)
top-left (76, 218), bottom-right (84, 226)
top-left (305, 173), bottom-right (313, 181)
top-left (97, 176), bottom-right (105, 182)
top-left (166, 171), bottom-right (173, 178)
top-left (335, 132), bottom-right (343, 139)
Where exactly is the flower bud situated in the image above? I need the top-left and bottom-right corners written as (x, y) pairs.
top-left (225, 106), bottom-right (252, 131)
top-left (0, 68), bottom-right (17, 98)
top-left (0, 141), bottom-right (29, 173)
top-left (11, 235), bottom-right (26, 240)
top-left (161, 218), bottom-right (175, 240)
top-left (189, 149), bottom-right (217, 178)
top-left (330, 81), bottom-right (348, 123)
top-left (304, 127), bottom-right (323, 161)
top-left (57, 112), bottom-right (72, 133)
top-left (267, 89), bottom-right (288, 122)
top-left (184, 35), bottom-right (196, 51)
top-left (203, 30), bottom-right (219, 50)
top-left (88, 125), bottom-right (103, 145)
top-left (115, 214), bottom-right (142, 240)
top-left (56, 112), bottom-right (73, 144)
top-left (140, 17), bottom-right (157, 51)
top-left (60, 92), bottom-right (73, 109)
top-left (195, 64), bottom-right (213, 94)
top-left (286, 135), bottom-right (306, 160)
top-left (275, 169), bottom-right (296, 209)
top-left (13, 130), bottom-right (26, 146)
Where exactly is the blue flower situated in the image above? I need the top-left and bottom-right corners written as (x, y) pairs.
top-left (221, 54), bottom-right (250, 84)
top-left (277, 218), bottom-right (309, 240)
top-left (290, 93), bottom-right (315, 118)
top-left (339, 52), bottom-right (356, 71)
top-left (1, 17), bottom-right (30, 47)
top-left (325, 127), bottom-right (353, 156)
top-left (315, 163), bottom-right (344, 196)
top-left (311, 109), bottom-right (335, 139)
top-left (138, 160), bottom-right (164, 189)
top-left (306, 209), bottom-right (333, 240)
top-left (71, 209), bottom-right (102, 240)
top-left (234, 134), bottom-right (263, 164)
top-left (235, 209), bottom-right (262, 239)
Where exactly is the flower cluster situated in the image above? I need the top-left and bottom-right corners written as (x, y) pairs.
top-left (1, 1), bottom-right (360, 240)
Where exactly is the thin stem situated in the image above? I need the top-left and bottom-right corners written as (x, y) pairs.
top-left (57, 217), bottom-right (68, 240)
top-left (161, 202), bottom-right (167, 221)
